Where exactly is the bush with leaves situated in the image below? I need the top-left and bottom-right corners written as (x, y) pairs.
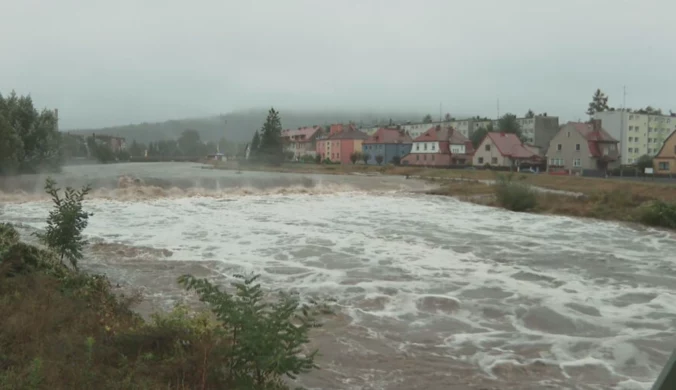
top-left (375, 155), bottom-right (384, 165)
top-left (638, 200), bottom-right (676, 229)
top-left (178, 273), bottom-right (331, 389)
top-left (34, 178), bottom-right (92, 269)
top-left (493, 173), bottom-right (537, 212)
top-left (362, 153), bottom-right (369, 164)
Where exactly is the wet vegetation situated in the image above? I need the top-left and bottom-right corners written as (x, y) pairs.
top-left (0, 179), bottom-right (329, 389)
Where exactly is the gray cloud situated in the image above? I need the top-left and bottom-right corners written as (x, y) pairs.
top-left (2, 0), bottom-right (674, 129)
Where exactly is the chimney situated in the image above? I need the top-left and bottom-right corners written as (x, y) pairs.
top-left (591, 119), bottom-right (601, 131)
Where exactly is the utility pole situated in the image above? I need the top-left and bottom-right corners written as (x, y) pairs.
top-left (497, 99), bottom-right (500, 119)
top-left (621, 86), bottom-right (626, 165)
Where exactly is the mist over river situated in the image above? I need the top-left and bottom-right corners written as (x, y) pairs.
top-left (1, 163), bottom-right (675, 390)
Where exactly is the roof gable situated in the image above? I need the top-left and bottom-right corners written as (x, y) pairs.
top-left (655, 130), bottom-right (676, 157)
top-left (364, 128), bottom-right (412, 144)
top-left (485, 132), bottom-right (540, 159)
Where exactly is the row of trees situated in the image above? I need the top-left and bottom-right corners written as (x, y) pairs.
top-left (0, 91), bottom-right (63, 175)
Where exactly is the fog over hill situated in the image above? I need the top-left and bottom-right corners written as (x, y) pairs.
top-left (63, 108), bottom-right (444, 144)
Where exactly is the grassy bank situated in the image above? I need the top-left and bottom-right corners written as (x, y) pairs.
top-left (427, 175), bottom-right (676, 230)
top-left (0, 180), bottom-right (330, 389)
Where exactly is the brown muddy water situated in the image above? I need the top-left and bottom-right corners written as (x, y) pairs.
top-left (1, 162), bottom-right (675, 390)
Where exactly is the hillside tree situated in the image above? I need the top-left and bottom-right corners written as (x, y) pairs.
top-left (422, 114), bottom-right (433, 123)
top-left (178, 129), bottom-right (202, 156)
top-left (471, 124), bottom-right (492, 149)
top-left (586, 89), bottom-right (610, 117)
top-left (249, 130), bottom-right (261, 159)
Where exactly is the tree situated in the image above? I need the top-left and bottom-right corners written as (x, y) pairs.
top-left (314, 154), bottom-right (321, 164)
top-left (444, 113), bottom-right (452, 122)
top-left (0, 90), bottom-right (63, 174)
top-left (497, 114), bottom-right (523, 140)
top-left (375, 155), bottom-right (384, 165)
top-left (362, 153), bottom-right (370, 164)
top-left (525, 109), bottom-right (535, 118)
top-left (391, 156), bottom-right (401, 165)
top-left (586, 89), bottom-right (609, 117)
top-left (422, 114), bottom-right (433, 123)
top-left (178, 129), bottom-right (202, 156)
top-left (350, 152), bottom-right (361, 164)
top-left (635, 154), bottom-right (653, 171)
top-left (128, 140), bottom-right (146, 157)
top-left (34, 178), bottom-right (92, 269)
top-left (471, 126), bottom-right (489, 149)
top-left (258, 108), bottom-right (283, 164)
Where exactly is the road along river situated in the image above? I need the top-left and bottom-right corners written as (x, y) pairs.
top-left (1, 163), bottom-right (675, 390)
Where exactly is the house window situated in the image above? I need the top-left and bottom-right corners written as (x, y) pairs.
top-left (485, 144), bottom-right (490, 151)
top-left (416, 144), bottom-right (420, 151)
top-left (567, 131), bottom-right (570, 137)
top-left (431, 155), bottom-right (435, 161)
top-left (478, 157), bottom-right (484, 164)
top-left (431, 144), bottom-right (435, 151)
top-left (491, 157), bottom-right (498, 164)
top-left (628, 137), bottom-right (633, 142)
top-left (575, 144), bottom-right (580, 151)
top-left (658, 161), bottom-right (670, 170)
top-left (557, 144), bottom-right (562, 151)
top-left (573, 158), bottom-right (581, 167)
top-left (423, 155), bottom-right (427, 161)
top-left (629, 126), bottom-right (633, 130)
top-left (424, 144), bottom-right (428, 151)
top-left (416, 155), bottom-right (419, 161)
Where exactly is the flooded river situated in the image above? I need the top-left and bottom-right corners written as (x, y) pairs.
top-left (1, 163), bottom-right (674, 390)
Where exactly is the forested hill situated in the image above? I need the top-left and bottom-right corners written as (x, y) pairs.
top-left (63, 109), bottom-right (423, 144)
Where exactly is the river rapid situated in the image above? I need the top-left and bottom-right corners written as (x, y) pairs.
top-left (1, 162), bottom-right (675, 390)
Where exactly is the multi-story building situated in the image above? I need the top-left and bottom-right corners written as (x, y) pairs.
top-left (401, 125), bottom-right (474, 166)
top-left (473, 132), bottom-right (543, 168)
top-left (594, 111), bottom-right (676, 165)
top-left (316, 124), bottom-right (368, 164)
top-left (281, 126), bottom-right (322, 160)
top-left (362, 128), bottom-right (412, 165)
top-left (401, 119), bottom-right (489, 139)
top-left (491, 115), bottom-right (559, 151)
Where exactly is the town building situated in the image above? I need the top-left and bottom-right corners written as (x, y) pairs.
top-left (490, 115), bottom-right (559, 151)
top-left (316, 124), bottom-right (368, 164)
top-left (653, 130), bottom-right (676, 175)
top-left (362, 128), bottom-right (412, 165)
top-left (545, 120), bottom-right (620, 174)
top-left (92, 134), bottom-right (126, 153)
top-left (594, 111), bottom-right (676, 165)
top-left (281, 126), bottom-right (322, 160)
top-left (473, 132), bottom-right (542, 168)
top-left (401, 125), bottom-right (474, 166)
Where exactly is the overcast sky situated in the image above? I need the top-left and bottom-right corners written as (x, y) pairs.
top-left (2, 0), bottom-right (674, 129)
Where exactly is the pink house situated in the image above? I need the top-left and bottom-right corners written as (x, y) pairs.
top-left (281, 126), bottom-right (322, 159)
top-left (315, 124), bottom-right (367, 163)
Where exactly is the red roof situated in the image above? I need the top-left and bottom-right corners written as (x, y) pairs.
top-left (329, 123), bottom-right (357, 136)
top-left (410, 126), bottom-right (474, 156)
top-left (328, 128), bottom-right (368, 140)
top-left (282, 126), bottom-right (322, 142)
top-left (567, 122), bottom-right (618, 158)
top-left (363, 128), bottom-right (412, 144)
top-left (485, 132), bottom-right (541, 159)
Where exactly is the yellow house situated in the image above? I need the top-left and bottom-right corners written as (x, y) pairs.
top-left (653, 130), bottom-right (676, 174)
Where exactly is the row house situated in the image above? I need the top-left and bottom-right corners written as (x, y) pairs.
top-left (401, 125), bottom-right (474, 166)
top-left (316, 124), bottom-right (368, 164)
top-left (281, 125), bottom-right (322, 160)
top-left (473, 132), bottom-right (543, 168)
top-left (362, 128), bottom-right (412, 165)
top-left (545, 120), bottom-right (620, 173)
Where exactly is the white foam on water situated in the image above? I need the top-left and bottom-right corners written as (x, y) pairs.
top-left (3, 192), bottom-right (676, 389)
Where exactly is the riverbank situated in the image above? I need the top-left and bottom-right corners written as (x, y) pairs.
top-left (211, 161), bottom-right (676, 230)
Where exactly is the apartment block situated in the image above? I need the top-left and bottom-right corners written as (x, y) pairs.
top-left (402, 118), bottom-right (493, 139)
top-left (491, 115), bottom-right (559, 151)
top-left (594, 111), bottom-right (676, 165)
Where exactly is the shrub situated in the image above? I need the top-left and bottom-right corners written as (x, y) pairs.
top-left (314, 154), bottom-right (321, 164)
top-left (178, 274), bottom-right (331, 389)
top-left (349, 152), bottom-right (361, 164)
top-left (375, 155), bottom-right (384, 165)
top-left (493, 174), bottom-right (537, 212)
top-left (391, 156), bottom-right (401, 165)
top-left (361, 153), bottom-right (369, 164)
top-left (34, 178), bottom-right (92, 269)
top-left (638, 200), bottom-right (676, 229)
